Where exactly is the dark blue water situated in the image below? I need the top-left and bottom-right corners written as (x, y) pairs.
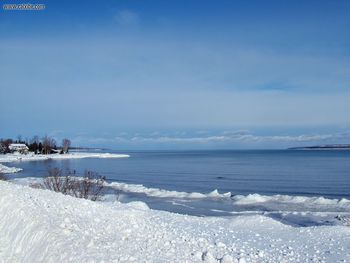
top-left (10, 150), bottom-right (350, 199)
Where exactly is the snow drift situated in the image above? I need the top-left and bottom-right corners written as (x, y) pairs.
top-left (1, 181), bottom-right (350, 262)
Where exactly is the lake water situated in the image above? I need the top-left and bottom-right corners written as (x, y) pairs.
top-left (8, 150), bottom-right (350, 224)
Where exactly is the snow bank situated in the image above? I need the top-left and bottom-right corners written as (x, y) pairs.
top-left (0, 164), bottom-right (22, 174)
top-left (109, 181), bottom-right (350, 211)
top-left (0, 152), bottom-right (129, 163)
top-left (12, 177), bottom-right (350, 227)
top-left (232, 193), bottom-right (348, 206)
top-left (1, 181), bottom-right (350, 262)
top-left (231, 193), bottom-right (350, 212)
top-left (109, 181), bottom-right (232, 199)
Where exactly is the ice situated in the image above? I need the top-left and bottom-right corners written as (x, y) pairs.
top-left (0, 164), bottom-right (22, 174)
top-left (0, 152), bottom-right (129, 163)
top-left (109, 182), bottom-right (231, 199)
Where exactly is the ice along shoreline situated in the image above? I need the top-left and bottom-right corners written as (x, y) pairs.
top-left (0, 152), bottom-right (130, 174)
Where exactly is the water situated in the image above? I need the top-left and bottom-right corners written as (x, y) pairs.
top-left (8, 150), bottom-right (350, 224)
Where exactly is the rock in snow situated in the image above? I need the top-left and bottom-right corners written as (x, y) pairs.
top-left (1, 181), bottom-right (350, 262)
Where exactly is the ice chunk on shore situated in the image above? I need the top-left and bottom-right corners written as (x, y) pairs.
top-left (109, 182), bottom-right (231, 199)
top-left (0, 164), bottom-right (22, 174)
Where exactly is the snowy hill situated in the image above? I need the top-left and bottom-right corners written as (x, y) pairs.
top-left (1, 181), bottom-right (350, 262)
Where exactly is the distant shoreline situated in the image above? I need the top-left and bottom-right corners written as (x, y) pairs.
top-left (288, 144), bottom-right (350, 150)
top-left (70, 147), bottom-right (108, 151)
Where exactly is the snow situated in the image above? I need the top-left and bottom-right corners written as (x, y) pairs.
top-left (0, 152), bottom-right (128, 175)
top-left (8, 143), bottom-right (29, 150)
top-left (109, 181), bottom-right (232, 199)
top-left (11, 176), bottom-right (350, 227)
top-left (109, 181), bottom-right (350, 211)
top-left (0, 164), bottom-right (22, 174)
top-left (105, 182), bottom-right (350, 227)
top-left (2, 151), bottom-right (350, 261)
top-left (1, 181), bottom-right (350, 262)
top-left (0, 152), bottom-right (130, 163)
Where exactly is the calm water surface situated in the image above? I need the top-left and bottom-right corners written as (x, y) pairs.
top-left (11, 150), bottom-right (350, 199)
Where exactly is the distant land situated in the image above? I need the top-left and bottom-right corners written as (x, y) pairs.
top-left (70, 147), bottom-right (107, 151)
top-left (289, 144), bottom-right (350, 150)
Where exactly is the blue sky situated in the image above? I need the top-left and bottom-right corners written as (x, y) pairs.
top-left (1, 0), bottom-right (350, 149)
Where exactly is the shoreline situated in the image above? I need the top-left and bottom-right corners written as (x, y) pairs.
top-left (0, 152), bottom-right (130, 163)
top-left (0, 152), bottom-right (129, 174)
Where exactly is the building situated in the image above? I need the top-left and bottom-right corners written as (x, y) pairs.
top-left (9, 143), bottom-right (29, 154)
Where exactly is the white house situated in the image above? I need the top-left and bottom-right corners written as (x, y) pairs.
top-left (9, 143), bottom-right (29, 154)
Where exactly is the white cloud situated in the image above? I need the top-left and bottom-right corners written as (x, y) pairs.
top-left (71, 131), bottom-right (350, 149)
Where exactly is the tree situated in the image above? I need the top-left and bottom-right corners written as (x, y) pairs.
top-left (0, 139), bottom-right (12, 153)
top-left (0, 141), bottom-right (5, 154)
top-left (38, 142), bottom-right (43, 153)
top-left (28, 136), bottom-right (40, 154)
top-left (62, 138), bottom-right (71, 154)
top-left (42, 136), bottom-right (56, 155)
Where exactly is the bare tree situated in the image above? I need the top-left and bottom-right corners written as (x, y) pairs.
top-left (62, 138), bottom-right (71, 154)
top-left (0, 139), bottom-right (12, 153)
top-left (31, 136), bottom-right (40, 144)
top-left (42, 136), bottom-right (56, 154)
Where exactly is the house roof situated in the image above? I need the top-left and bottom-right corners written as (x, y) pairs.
top-left (9, 144), bottom-right (29, 150)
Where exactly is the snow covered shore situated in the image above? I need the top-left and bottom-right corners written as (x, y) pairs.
top-left (0, 152), bottom-right (130, 163)
top-left (1, 181), bottom-right (350, 262)
top-left (0, 152), bottom-right (129, 174)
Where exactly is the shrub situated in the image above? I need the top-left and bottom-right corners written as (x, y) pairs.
top-left (39, 168), bottom-right (106, 201)
top-left (70, 170), bottom-right (106, 201)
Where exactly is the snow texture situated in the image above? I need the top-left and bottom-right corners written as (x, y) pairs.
top-left (0, 152), bottom-right (128, 175)
top-left (1, 181), bottom-right (350, 262)
top-left (0, 152), bottom-right (130, 163)
top-left (0, 164), bottom-right (22, 174)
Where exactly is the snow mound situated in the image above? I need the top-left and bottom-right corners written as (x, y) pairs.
top-left (231, 193), bottom-right (350, 213)
top-left (124, 201), bottom-right (150, 211)
top-left (1, 181), bottom-right (350, 262)
top-left (108, 181), bottom-right (350, 211)
top-left (0, 164), bottom-right (22, 174)
top-left (109, 181), bottom-right (232, 199)
top-left (232, 193), bottom-right (348, 206)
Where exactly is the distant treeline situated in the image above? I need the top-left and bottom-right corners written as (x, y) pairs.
top-left (0, 136), bottom-right (71, 155)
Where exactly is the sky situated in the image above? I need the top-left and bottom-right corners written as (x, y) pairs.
top-left (1, 0), bottom-right (350, 149)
